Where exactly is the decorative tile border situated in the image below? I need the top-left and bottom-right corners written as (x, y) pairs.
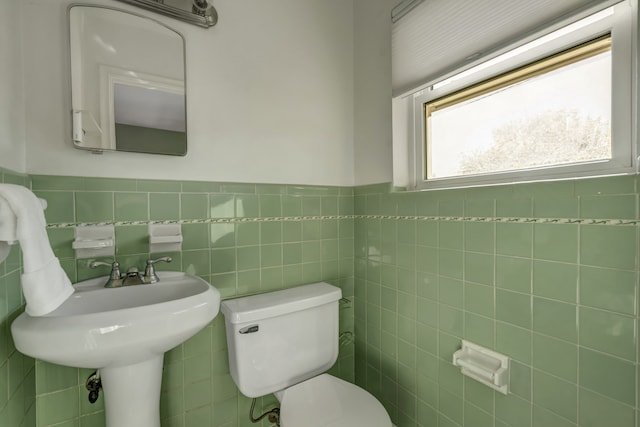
top-left (46, 215), bottom-right (640, 229)
top-left (359, 215), bottom-right (640, 226)
top-left (46, 215), bottom-right (350, 229)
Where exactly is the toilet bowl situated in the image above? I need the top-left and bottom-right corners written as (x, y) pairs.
top-left (275, 374), bottom-right (390, 427)
top-left (221, 282), bottom-right (392, 427)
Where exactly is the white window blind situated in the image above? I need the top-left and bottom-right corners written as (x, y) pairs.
top-left (391, 0), bottom-right (623, 97)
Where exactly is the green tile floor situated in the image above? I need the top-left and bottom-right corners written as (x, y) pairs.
top-left (2, 172), bottom-right (640, 426)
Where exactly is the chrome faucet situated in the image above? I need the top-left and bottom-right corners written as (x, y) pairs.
top-left (123, 266), bottom-right (145, 286)
top-left (90, 256), bottom-right (172, 287)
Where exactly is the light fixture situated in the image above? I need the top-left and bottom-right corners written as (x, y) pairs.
top-left (115, 0), bottom-right (218, 28)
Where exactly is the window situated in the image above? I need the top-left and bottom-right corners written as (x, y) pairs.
top-left (392, 0), bottom-right (636, 190)
top-left (425, 36), bottom-right (611, 180)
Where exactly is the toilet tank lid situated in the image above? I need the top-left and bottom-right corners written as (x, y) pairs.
top-left (221, 282), bottom-right (342, 324)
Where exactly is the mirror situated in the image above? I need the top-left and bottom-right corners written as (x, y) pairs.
top-left (69, 5), bottom-right (187, 156)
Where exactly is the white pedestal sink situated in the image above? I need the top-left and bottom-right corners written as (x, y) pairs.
top-left (11, 271), bottom-right (221, 427)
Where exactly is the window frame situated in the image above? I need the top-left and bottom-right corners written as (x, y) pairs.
top-left (406, 0), bottom-right (636, 191)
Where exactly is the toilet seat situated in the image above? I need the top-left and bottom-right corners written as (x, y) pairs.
top-left (278, 374), bottom-right (392, 427)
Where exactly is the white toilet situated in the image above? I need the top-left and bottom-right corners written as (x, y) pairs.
top-left (221, 282), bottom-right (392, 427)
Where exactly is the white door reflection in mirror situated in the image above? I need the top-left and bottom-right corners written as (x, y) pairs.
top-left (69, 5), bottom-right (187, 156)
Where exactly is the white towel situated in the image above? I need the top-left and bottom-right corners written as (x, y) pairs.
top-left (0, 184), bottom-right (74, 316)
top-left (0, 194), bottom-right (47, 243)
top-left (0, 195), bottom-right (18, 243)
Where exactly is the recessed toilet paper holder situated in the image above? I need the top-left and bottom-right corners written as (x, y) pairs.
top-left (452, 340), bottom-right (509, 395)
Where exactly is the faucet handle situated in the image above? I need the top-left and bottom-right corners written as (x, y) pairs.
top-left (147, 256), bottom-right (172, 265)
top-left (143, 257), bottom-right (172, 284)
top-left (89, 261), bottom-right (123, 287)
top-left (90, 260), bottom-right (122, 280)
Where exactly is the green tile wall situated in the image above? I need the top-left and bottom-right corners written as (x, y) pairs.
top-left (5, 172), bottom-right (640, 427)
top-left (354, 176), bottom-right (640, 427)
top-left (30, 175), bottom-right (355, 427)
top-left (0, 167), bottom-right (35, 427)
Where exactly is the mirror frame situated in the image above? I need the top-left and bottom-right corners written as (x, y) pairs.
top-left (68, 4), bottom-right (188, 156)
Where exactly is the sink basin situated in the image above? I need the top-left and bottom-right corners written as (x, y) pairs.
top-left (12, 271), bottom-right (220, 368)
top-left (11, 271), bottom-right (221, 427)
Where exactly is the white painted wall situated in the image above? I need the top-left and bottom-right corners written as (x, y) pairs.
top-left (21, 0), bottom-right (356, 186)
top-left (353, 0), bottom-right (395, 186)
top-left (0, 0), bottom-right (26, 173)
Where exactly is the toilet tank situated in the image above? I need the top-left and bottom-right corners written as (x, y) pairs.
top-left (221, 282), bottom-right (342, 398)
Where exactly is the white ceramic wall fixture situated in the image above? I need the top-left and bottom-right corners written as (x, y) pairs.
top-left (11, 271), bottom-right (221, 427)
